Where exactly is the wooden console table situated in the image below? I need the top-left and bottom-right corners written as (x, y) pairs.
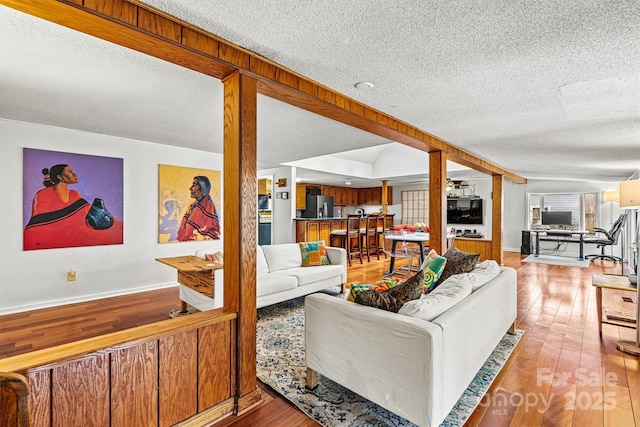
top-left (592, 274), bottom-right (637, 337)
top-left (156, 256), bottom-right (223, 312)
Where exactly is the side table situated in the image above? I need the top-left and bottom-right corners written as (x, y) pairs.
top-left (592, 274), bottom-right (637, 337)
top-left (156, 256), bottom-right (223, 313)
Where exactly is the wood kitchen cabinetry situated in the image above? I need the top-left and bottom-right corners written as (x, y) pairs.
top-left (297, 183), bottom-right (391, 207)
top-left (295, 219), bottom-right (347, 244)
top-left (258, 178), bottom-right (272, 195)
top-left (296, 184), bottom-right (322, 210)
top-left (358, 186), bottom-right (392, 205)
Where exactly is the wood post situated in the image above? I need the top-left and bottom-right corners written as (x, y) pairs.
top-left (223, 71), bottom-right (261, 411)
top-left (429, 151), bottom-right (448, 255)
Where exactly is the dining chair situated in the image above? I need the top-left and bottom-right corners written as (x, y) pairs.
top-left (382, 230), bottom-right (420, 278)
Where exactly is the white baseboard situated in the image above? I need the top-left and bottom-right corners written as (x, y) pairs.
top-left (0, 282), bottom-right (179, 316)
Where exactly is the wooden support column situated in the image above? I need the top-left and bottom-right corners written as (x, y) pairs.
top-left (429, 151), bottom-right (448, 254)
top-left (222, 71), bottom-right (261, 412)
top-left (381, 180), bottom-right (389, 214)
top-left (491, 175), bottom-right (504, 264)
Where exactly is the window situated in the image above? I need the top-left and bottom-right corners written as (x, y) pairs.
top-left (527, 192), bottom-right (597, 232)
top-left (402, 190), bottom-right (428, 225)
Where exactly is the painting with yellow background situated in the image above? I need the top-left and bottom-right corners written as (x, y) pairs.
top-left (158, 164), bottom-right (221, 243)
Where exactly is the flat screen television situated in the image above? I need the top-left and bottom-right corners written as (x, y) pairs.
top-left (447, 198), bottom-right (483, 225)
top-left (541, 210), bottom-right (572, 226)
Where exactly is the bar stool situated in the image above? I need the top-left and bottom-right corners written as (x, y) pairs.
top-left (330, 214), bottom-right (363, 266)
top-left (360, 214), bottom-right (380, 262)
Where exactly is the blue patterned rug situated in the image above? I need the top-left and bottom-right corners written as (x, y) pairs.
top-left (257, 292), bottom-right (523, 426)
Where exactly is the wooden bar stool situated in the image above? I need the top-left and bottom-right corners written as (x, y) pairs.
top-left (360, 214), bottom-right (380, 262)
top-left (331, 214), bottom-right (363, 266)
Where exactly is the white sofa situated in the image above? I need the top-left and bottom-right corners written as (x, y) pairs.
top-left (305, 262), bottom-right (517, 427)
top-left (180, 243), bottom-right (347, 310)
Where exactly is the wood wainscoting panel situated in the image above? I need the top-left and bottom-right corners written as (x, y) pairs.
top-left (198, 322), bottom-right (232, 410)
top-left (28, 369), bottom-right (51, 426)
top-left (0, 387), bottom-right (17, 426)
top-left (159, 330), bottom-right (198, 427)
top-left (52, 353), bottom-right (110, 426)
top-left (111, 341), bottom-right (159, 427)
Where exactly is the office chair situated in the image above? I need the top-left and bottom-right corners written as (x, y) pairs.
top-left (584, 212), bottom-right (627, 263)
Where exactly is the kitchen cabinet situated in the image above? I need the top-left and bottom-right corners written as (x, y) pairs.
top-left (296, 184), bottom-right (307, 210)
top-left (258, 178), bottom-right (272, 195)
top-left (357, 187), bottom-right (392, 205)
top-left (295, 219), bottom-right (347, 244)
top-left (298, 183), bottom-right (392, 207)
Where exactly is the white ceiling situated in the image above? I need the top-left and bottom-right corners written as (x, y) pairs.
top-left (1, 2), bottom-right (638, 187)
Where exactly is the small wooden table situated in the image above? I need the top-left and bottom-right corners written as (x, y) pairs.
top-left (156, 256), bottom-right (223, 312)
top-left (592, 274), bottom-right (637, 336)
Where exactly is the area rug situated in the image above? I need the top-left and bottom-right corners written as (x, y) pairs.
top-left (522, 254), bottom-right (589, 268)
top-left (256, 294), bottom-right (524, 427)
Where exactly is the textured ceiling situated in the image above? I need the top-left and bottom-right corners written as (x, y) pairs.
top-left (1, 1), bottom-right (638, 187)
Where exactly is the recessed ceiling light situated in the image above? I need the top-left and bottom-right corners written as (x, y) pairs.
top-left (354, 81), bottom-right (374, 89)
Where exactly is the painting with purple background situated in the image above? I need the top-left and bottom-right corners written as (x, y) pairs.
top-left (23, 148), bottom-right (123, 250)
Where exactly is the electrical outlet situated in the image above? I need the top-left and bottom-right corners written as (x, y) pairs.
top-left (67, 270), bottom-right (76, 282)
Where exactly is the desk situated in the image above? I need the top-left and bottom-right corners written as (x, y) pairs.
top-left (530, 229), bottom-right (588, 260)
top-left (592, 274), bottom-right (637, 337)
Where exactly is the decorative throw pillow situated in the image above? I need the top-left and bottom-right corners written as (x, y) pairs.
top-left (299, 241), bottom-right (330, 266)
top-left (355, 270), bottom-right (424, 312)
top-left (433, 247), bottom-right (480, 289)
top-left (422, 255), bottom-right (447, 294)
top-left (205, 251), bottom-right (224, 264)
top-left (347, 280), bottom-right (397, 301)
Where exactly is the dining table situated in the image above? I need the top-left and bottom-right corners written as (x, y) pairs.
top-left (384, 231), bottom-right (430, 275)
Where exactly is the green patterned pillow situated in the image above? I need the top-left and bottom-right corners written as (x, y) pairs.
top-left (422, 255), bottom-right (447, 293)
top-left (347, 281), bottom-right (397, 301)
top-left (299, 241), bottom-right (330, 267)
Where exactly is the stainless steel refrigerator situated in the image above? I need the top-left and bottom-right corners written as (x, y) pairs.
top-left (303, 195), bottom-right (334, 218)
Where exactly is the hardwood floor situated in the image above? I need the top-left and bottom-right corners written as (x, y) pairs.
top-left (1, 251), bottom-right (637, 426)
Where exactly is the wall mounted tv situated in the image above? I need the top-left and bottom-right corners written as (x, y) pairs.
top-left (541, 210), bottom-right (572, 226)
top-left (447, 198), bottom-right (483, 225)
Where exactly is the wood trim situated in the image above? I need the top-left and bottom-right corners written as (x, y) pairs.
top-left (491, 175), bottom-right (504, 264)
top-left (0, 0), bottom-right (526, 183)
top-left (0, 310), bottom-right (236, 373)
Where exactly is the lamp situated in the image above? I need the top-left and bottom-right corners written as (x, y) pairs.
top-left (603, 189), bottom-right (619, 203)
top-left (345, 178), bottom-right (352, 186)
top-left (615, 178), bottom-right (640, 356)
top-left (446, 179), bottom-right (453, 191)
top-left (619, 179), bottom-right (640, 209)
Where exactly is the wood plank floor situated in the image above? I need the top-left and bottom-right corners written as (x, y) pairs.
top-left (1, 251), bottom-right (638, 426)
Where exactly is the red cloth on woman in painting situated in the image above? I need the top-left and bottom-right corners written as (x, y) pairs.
top-left (24, 186), bottom-right (123, 250)
top-left (177, 194), bottom-right (220, 241)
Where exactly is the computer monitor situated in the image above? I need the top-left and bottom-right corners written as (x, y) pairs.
top-left (541, 210), bottom-right (572, 227)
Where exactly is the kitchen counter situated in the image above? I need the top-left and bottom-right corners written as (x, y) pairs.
top-left (295, 218), bottom-right (349, 243)
top-left (294, 217), bottom-right (346, 220)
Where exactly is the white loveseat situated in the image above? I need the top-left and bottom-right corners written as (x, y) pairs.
top-left (305, 262), bottom-right (517, 427)
top-left (180, 243), bottom-right (347, 310)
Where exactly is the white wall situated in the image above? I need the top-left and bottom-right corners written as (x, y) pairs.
top-left (1, 119), bottom-right (223, 314)
top-left (258, 166), bottom-right (296, 244)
